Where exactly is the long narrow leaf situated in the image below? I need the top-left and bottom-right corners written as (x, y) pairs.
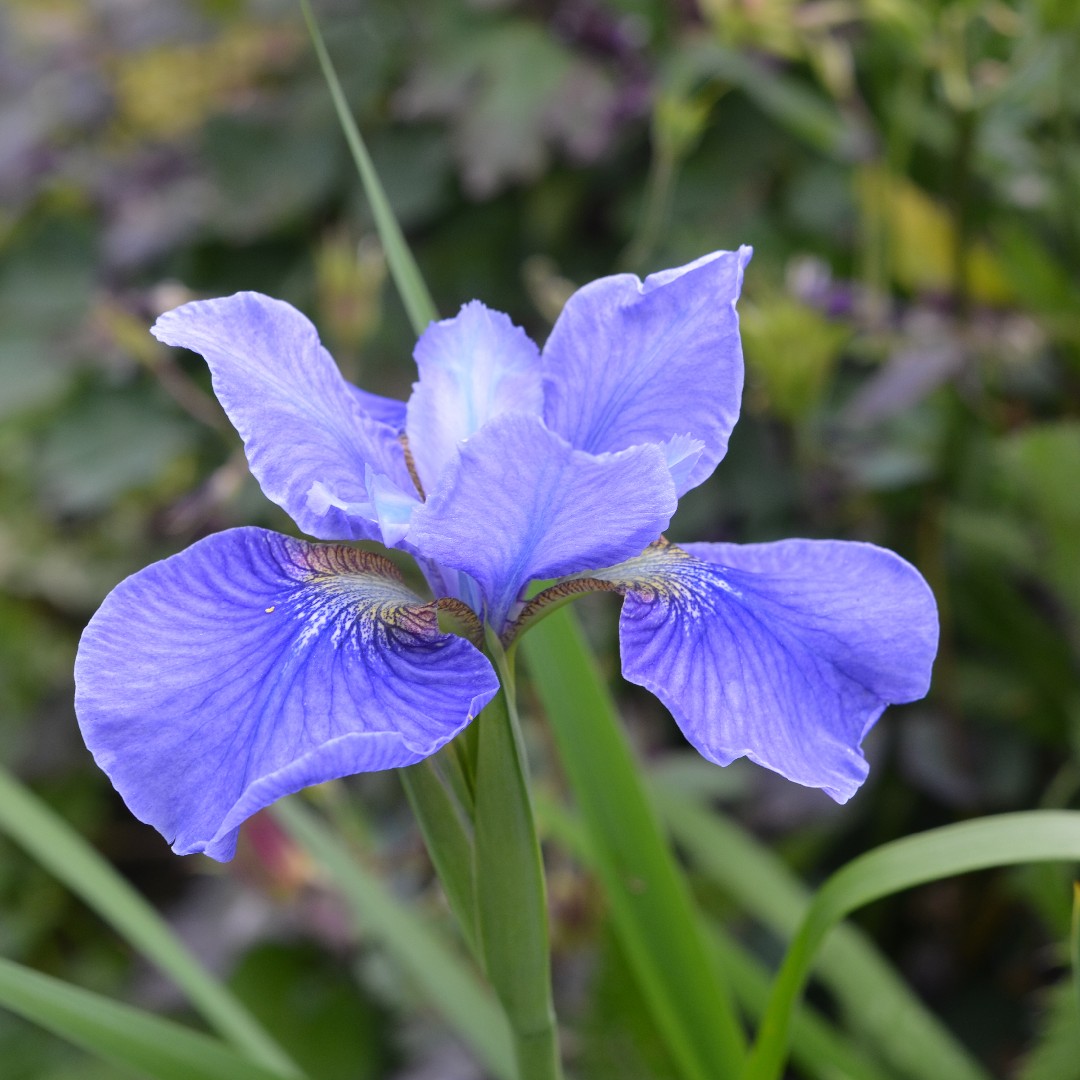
top-left (298, 0), bottom-right (437, 335)
top-left (0, 957), bottom-right (290, 1080)
top-left (272, 798), bottom-right (516, 1080)
top-left (1072, 881), bottom-right (1080, 1022)
top-left (744, 812), bottom-right (1080, 1080)
top-left (535, 792), bottom-right (895, 1080)
top-left (520, 608), bottom-right (746, 1080)
top-left (711, 926), bottom-right (895, 1080)
top-left (473, 669), bottom-right (561, 1080)
top-left (400, 758), bottom-right (479, 957)
top-left (654, 782), bottom-right (991, 1080)
top-left (0, 764), bottom-right (301, 1078)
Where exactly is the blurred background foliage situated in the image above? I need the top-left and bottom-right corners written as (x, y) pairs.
top-left (1, 0), bottom-right (1079, 1076)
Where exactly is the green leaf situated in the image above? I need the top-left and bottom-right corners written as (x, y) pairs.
top-left (399, 756), bottom-right (479, 957)
top-left (1017, 980), bottom-right (1080, 1080)
top-left (35, 388), bottom-right (196, 516)
top-left (711, 927), bottom-right (895, 1080)
top-left (299, 0), bottom-right (437, 336)
top-left (0, 765), bottom-right (301, 1078)
top-left (536, 792), bottom-right (892, 1080)
top-left (228, 943), bottom-right (392, 1080)
top-left (395, 22), bottom-right (596, 199)
top-left (1072, 881), bottom-right (1080, 1023)
top-left (472, 667), bottom-right (562, 1080)
top-left (682, 42), bottom-right (856, 158)
top-left (999, 422), bottom-right (1080, 623)
top-left (0, 957), bottom-right (290, 1080)
top-left (271, 798), bottom-right (516, 1080)
top-left (654, 783), bottom-right (990, 1080)
top-left (520, 608), bottom-right (746, 1080)
top-left (740, 296), bottom-right (849, 422)
top-left (743, 812), bottom-right (1080, 1080)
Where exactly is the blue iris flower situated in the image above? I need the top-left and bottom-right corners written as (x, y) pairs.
top-left (74, 248), bottom-right (938, 861)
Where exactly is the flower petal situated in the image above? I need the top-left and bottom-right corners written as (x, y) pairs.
top-left (405, 301), bottom-right (543, 493)
top-left (307, 467), bottom-right (422, 549)
top-left (74, 527), bottom-right (498, 861)
top-left (542, 246), bottom-right (751, 494)
top-left (350, 385), bottom-right (407, 431)
top-left (590, 538), bottom-right (938, 801)
top-left (152, 293), bottom-right (413, 542)
top-left (408, 413), bottom-right (676, 630)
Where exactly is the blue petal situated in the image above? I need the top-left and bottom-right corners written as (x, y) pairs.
top-left (307, 467), bottom-right (421, 549)
top-left (152, 294), bottom-right (414, 542)
top-left (408, 414), bottom-right (677, 630)
top-left (591, 538), bottom-right (938, 801)
top-left (74, 528), bottom-right (498, 861)
top-left (405, 301), bottom-right (543, 493)
top-left (349, 385), bottom-right (407, 431)
top-left (542, 247), bottom-right (751, 495)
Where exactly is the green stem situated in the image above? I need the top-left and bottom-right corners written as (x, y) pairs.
top-left (473, 643), bottom-right (563, 1080)
top-left (521, 611), bottom-right (746, 1079)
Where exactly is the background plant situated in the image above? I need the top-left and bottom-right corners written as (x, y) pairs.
top-left (1, 0), bottom-right (1079, 1077)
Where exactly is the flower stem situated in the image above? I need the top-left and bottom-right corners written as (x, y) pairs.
top-left (473, 642), bottom-right (563, 1080)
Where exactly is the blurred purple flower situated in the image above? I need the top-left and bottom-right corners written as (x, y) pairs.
top-left (75, 247), bottom-right (937, 859)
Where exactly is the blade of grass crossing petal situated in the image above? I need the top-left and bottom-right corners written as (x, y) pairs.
top-left (653, 783), bottom-right (990, 1080)
top-left (0, 764), bottom-right (302, 1078)
top-left (0, 957), bottom-right (290, 1080)
top-left (520, 608), bottom-right (746, 1080)
top-left (299, 0), bottom-right (437, 336)
top-left (272, 798), bottom-right (516, 1080)
top-left (533, 792), bottom-right (893, 1080)
top-left (742, 812), bottom-right (1080, 1080)
top-left (400, 757), bottom-right (480, 957)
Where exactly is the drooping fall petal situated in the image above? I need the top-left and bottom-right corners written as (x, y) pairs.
top-left (75, 528), bottom-right (498, 860)
top-left (589, 538), bottom-right (938, 801)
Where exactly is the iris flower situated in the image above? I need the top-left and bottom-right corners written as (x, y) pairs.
top-left (75, 248), bottom-right (937, 861)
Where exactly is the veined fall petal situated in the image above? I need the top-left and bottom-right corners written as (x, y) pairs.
top-left (587, 537), bottom-right (938, 801)
top-left (75, 528), bottom-right (498, 861)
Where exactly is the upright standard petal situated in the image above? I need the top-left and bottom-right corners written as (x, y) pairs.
top-left (408, 413), bottom-right (677, 630)
top-left (75, 528), bottom-right (498, 861)
top-left (542, 246), bottom-right (751, 495)
top-left (404, 301), bottom-right (543, 493)
top-left (589, 538), bottom-right (938, 801)
top-left (152, 293), bottom-right (414, 542)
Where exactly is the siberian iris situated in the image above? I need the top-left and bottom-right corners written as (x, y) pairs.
top-left (74, 248), bottom-right (937, 861)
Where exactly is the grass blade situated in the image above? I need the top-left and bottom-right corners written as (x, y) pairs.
top-left (272, 797), bottom-right (516, 1080)
top-left (654, 782), bottom-right (991, 1080)
top-left (0, 764), bottom-right (301, 1077)
top-left (0, 956), bottom-right (290, 1080)
top-left (520, 608), bottom-right (746, 1080)
top-left (400, 757), bottom-right (479, 956)
top-left (535, 792), bottom-right (894, 1080)
top-left (298, 0), bottom-right (437, 336)
top-left (1072, 881), bottom-right (1080, 1021)
top-left (743, 811), bottom-right (1080, 1080)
